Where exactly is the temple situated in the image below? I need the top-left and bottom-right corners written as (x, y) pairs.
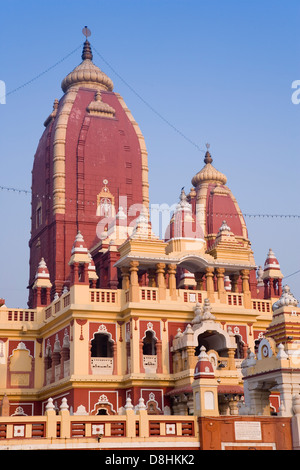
top-left (0, 30), bottom-right (299, 450)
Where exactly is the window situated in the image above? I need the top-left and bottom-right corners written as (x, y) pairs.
top-left (142, 330), bottom-right (157, 356)
top-left (91, 333), bottom-right (113, 358)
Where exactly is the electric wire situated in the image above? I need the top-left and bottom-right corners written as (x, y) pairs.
top-left (1, 44), bottom-right (82, 101)
top-left (91, 44), bottom-right (207, 154)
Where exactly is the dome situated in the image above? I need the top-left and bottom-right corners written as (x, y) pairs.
top-left (263, 248), bottom-right (280, 272)
top-left (61, 40), bottom-right (114, 93)
top-left (191, 150), bottom-right (227, 187)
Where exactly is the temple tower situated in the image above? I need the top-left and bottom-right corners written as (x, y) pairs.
top-left (28, 31), bottom-right (149, 306)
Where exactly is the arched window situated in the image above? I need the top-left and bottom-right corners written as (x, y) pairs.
top-left (91, 333), bottom-right (113, 358)
top-left (142, 330), bottom-right (157, 356)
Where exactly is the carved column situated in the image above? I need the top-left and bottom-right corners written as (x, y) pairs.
top-left (71, 262), bottom-right (79, 285)
top-left (51, 350), bottom-right (61, 383)
top-left (60, 346), bottom-right (70, 380)
top-left (187, 346), bottom-right (197, 370)
top-left (216, 268), bottom-right (226, 303)
top-left (121, 267), bottom-right (130, 290)
top-left (156, 340), bottom-right (162, 373)
top-left (112, 342), bottom-right (117, 375)
top-left (167, 264), bottom-right (177, 300)
top-left (139, 340), bottom-right (145, 373)
top-left (278, 278), bottom-right (283, 296)
top-left (228, 348), bottom-right (236, 370)
top-left (241, 269), bottom-right (251, 308)
top-left (129, 261), bottom-right (139, 302)
top-left (205, 267), bottom-right (215, 302)
top-left (156, 263), bottom-right (166, 300)
top-left (126, 341), bottom-right (131, 374)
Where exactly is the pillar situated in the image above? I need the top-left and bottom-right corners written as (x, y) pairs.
top-left (45, 398), bottom-right (57, 438)
top-left (167, 264), bottom-right (177, 300)
top-left (129, 261), bottom-right (140, 302)
top-left (228, 396), bottom-right (239, 415)
top-left (112, 342), bottom-right (117, 375)
top-left (205, 267), bottom-right (215, 302)
top-left (35, 287), bottom-right (42, 307)
top-left (71, 262), bottom-right (79, 285)
top-left (187, 346), bottom-right (197, 370)
top-left (192, 380), bottom-right (219, 417)
top-left (216, 268), bottom-right (226, 303)
top-left (156, 340), bottom-right (162, 373)
top-left (277, 383), bottom-right (293, 417)
top-left (139, 340), bottom-right (145, 373)
top-left (121, 267), bottom-right (130, 290)
top-left (51, 350), bottom-right (61, 383)
top-left (0, 394), bottom-right (9, 416)
top-left (108, 252), bottom-right (119, 289)
top-left (60, 347), bottom-right (70, 380)
top-left (126, 341), bottom-right (131, 374)
top-left (248, 388), bottom-right (271, 416)
top-left (228, 348), bottom-right (236, 370)
top-left (241, 269), bottom-right (251, 308)
top-left (156, 263), bottom-right (166, 300)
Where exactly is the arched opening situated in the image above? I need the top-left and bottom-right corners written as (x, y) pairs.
top-left (195, 331), bottom-right (228, 357)
top-left (91, 333), bottom-right (113, 358)
top-left (234, 334), bottom-right (245, 359)
top-left (142, 330), bottom-right (157, 355)
top-left (97, 408), bottom-right (108, 415)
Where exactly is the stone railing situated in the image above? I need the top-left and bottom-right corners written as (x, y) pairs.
top-left (252, 299), bottom-right (271, 313)
top-left (0, 398), bottom-right (200, 450)
top-left (227, 293), bottom-right (243, 307)
top-left (0, 308), bottom-right (37, 324)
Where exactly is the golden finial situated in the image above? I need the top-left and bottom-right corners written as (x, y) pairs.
top-left (204, 143), bottom-right (213, 164)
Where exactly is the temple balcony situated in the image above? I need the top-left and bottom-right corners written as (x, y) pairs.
top-left (0, 285), bottom-right (273, 330)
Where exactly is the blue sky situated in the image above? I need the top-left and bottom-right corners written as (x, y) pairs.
top-left (0, 0), bottom-right (299, 307)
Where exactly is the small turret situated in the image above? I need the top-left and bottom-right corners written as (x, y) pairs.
top-left (262, 249), bottom-right (283, 298)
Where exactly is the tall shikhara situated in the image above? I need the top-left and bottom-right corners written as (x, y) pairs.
top-left (28, 36), bottom-right (149, 307)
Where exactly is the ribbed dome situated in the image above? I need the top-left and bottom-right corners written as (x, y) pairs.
top-left (61, 40), bottom-right (114, 93)
top-left (191, 151), bottom-right (227, 187)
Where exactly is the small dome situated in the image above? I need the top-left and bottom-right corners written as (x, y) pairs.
top-left (35, 258), bottom-right (50, 280)
top-left (71, 231), bottom-right (88, 255)
top-left (61, 40), bottom-right (114, 93)
top-left (194, 346), bottom-right (215, 379)
top-left (264, 248), bottom-right (280, 271)
top-left (191, 151), bottom-right (227, 187)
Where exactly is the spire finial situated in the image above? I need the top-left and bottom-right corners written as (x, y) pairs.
top-left (81, 26), bottom-right (93, 61)
top-left (82, 26), bottom-right (91, 40)
top-left (204, 143), bottom-right (213, 164)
